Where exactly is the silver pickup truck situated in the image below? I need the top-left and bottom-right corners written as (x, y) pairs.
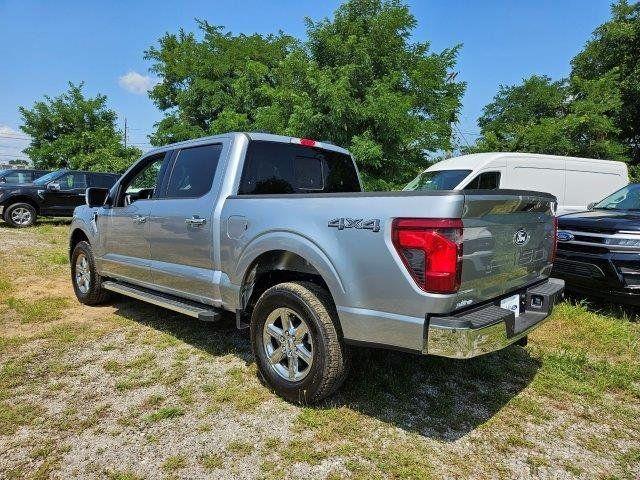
top-left (69, 132), bottom-right (564, 403)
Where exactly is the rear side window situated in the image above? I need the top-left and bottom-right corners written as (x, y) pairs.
top-left (90, 174), bottom-right (118, 188)
top-left (464, 171), bottom-right (501, 190)
top-left (165, 144), bottom-right (222, 198)
top-left (1, 171), bottom-right (28, 184)
top-left (238, 141), bottom-right (361, 195)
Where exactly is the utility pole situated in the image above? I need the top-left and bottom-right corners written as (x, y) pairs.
top-left (123, 117), bottom-right (128, 149)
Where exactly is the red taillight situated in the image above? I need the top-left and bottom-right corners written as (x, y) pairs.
top-left (551, 216), bottom-right (558, 262)
top-left (391, 218), bottom-right (463, 294)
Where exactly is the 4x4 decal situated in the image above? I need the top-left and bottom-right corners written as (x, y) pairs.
top-left (328, 217), bottom-right (380, 232)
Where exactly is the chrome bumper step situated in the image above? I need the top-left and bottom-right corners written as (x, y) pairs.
top-left (102, 281), bottom-right (222, 322)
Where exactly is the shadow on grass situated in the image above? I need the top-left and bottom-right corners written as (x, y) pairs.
top-left (564, 291), bottom-right (640, 322)
top-left (111, 297), bottom-right (541, 442)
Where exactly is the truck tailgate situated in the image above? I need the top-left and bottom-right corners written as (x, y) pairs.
top-left (456, 191), bottom-right (556, 308)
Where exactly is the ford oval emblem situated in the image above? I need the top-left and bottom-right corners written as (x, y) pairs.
top-left (513, 228), bottom-right (530, 246)
top-left (557, 230), bottom-right (574, 242)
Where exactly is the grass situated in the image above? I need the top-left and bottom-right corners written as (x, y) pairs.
top-left (201, 453), bottom-right (224, 471)
top-left (162, 455), bottom-right (187, 472)
top-left (144, 406), bottom-right (184, 422)
top-left (227, 440), bottom-right (253, 456)
top-left (0, 222), bottom-right (639, 479)
top-left (4, 296), bottom-right (69, 323)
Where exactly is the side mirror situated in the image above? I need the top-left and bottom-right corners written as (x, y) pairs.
top-left (47, 182), bottom-right (60, 191)
top-left (86, 187), bottom-right (109, 208)
top-left (587, 202), bottom-right (596, 211)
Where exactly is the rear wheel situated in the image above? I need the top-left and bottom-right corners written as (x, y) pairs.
top-left (3, 202), bottom-right (37, 227)
top-left (71, 241), bottom-right (110, 305)
top-left (250, 281), bottom-right (349, 403)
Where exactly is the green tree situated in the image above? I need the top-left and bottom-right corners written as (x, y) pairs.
top-left (146, 0), bottom-right (465, 190)
top-left (470, 74), bottom-right (627, 160)
top-left (145, 21), bottom-right (298, 146)
top-left (19, 82), bottom-right (141, 172)
top-left (470, 1), bottom-right (639, 165)
top-left (571, 0), bottom-right (640, 162)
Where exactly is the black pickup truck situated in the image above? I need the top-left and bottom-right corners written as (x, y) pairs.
top-left (553, 183), bottom-right (640, 304)
top-left (0, 169), bottom-right (119, 227)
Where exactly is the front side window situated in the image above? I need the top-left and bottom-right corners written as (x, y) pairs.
top-left (165, 144), bottom-right (222, 198)
top-left (118, 153), bottom-right (166, 206)
top-left (33, 171), bottom-right (63, 186)
top-left (56, 172), bottom-right (87, 190)
top-left (464, 171), bottom-right (501, 190)
top-left (403, 169), bottom-right (472, 191)
top-left (238, 141), bottom-right (361, 195)
top-left (594, 184), bottom-right (640, 211)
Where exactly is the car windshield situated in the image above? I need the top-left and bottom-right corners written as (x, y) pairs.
top-left (593, 184), bottom-right (640, 211)
top-left (403, 169), bottom-right (471, 191)
top-left (33, 171), bottom-right (63, 186)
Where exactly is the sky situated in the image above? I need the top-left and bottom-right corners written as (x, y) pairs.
top-left (0, 0), bottom-right (613, 163)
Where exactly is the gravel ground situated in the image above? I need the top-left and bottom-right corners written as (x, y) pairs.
top-left (0, 220), bottom-right (639, 479)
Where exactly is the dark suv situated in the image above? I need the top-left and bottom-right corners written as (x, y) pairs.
top-left (0, 169), bottom-right (120, 227)
top-left (553, 183), bottom-right (640, 304)
top-left (0, 168), bottom-right (51, 185)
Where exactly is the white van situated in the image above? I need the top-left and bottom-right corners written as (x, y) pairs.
top-left (404, 152), bottom-right (629, 215)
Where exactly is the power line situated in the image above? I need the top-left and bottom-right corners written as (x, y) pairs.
top-left (0, 134), bottom-right (31, 140)
top-left (453, 123), bottom-right (472, 149)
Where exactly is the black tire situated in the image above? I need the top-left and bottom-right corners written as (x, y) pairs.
top-left (3, 202), bottom-right (37, 228)
top-left (71, 241), bottom-right (111, 305)
top-left (250, 281), bottom-right (349, 404)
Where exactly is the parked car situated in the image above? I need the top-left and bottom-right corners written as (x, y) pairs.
top-left (404, 153), bottom-right (628, 216)
top-left (0, 168), bottom-right (51, 185)
top-left (553, 183), bottom-right (640, 304)
top-left (69, 133), bottom-right (564, 403)
top-left (0, 169), bottom-right (120, 227)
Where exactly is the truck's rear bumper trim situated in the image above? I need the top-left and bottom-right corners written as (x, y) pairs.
top-left (425, 278), bottom-right (564, 358)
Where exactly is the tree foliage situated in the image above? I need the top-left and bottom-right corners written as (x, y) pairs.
top-left (145, 0), bottom-right (465, 189)
top-left (470, 73), bottom-right (627, 160)
top-left (571, 0), bottom-right (640, 162)
top-left (470, 1), bottom-right (639, 166)
top-left (19, 83), bottom-right (141, 172)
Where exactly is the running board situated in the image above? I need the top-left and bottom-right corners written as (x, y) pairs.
top-left (102, 281), bottom-right (222, 322)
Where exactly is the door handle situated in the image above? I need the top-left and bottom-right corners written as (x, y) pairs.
top-left (132, 215), bottom-right (147, 224)
top-left (185, 216), bottom-right (207, 227)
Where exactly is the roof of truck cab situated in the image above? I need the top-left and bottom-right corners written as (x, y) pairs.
top-left (143, 132), bottom-right (351, 156)
top-left (425, 152), bottom-right (628, 172)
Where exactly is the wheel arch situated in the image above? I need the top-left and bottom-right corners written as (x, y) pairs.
top-left (69, 227), bottom-right (90, 259)
top-left (2, 196), bottom-right (40, 214)
top-left (235, 234), bottom-right (346, 327)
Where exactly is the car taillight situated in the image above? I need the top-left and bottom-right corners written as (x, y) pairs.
top-left (391, 218), bottom-right (463, 294)
top-left (551, 216), bottom-right (558, 262)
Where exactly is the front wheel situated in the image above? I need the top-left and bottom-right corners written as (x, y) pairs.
top-left (3, 202), bottom-right (37, 227)
top-left (250, 281), bottom-right (349, 404)
top-left (71, 241), bottom-right (110, 305)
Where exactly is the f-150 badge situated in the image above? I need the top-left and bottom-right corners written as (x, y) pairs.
top-left (328, 218), bottom-right (380, 232)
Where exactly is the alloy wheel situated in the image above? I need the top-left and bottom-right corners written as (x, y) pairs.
top-left (262, 307), bottom-right (314, 381)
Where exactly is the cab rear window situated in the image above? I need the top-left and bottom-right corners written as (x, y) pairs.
top-left (238, 141), bottom-right (361, 195)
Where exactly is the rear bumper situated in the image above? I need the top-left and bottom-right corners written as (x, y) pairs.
top-left (425, 278), bottom-right (564, 358)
